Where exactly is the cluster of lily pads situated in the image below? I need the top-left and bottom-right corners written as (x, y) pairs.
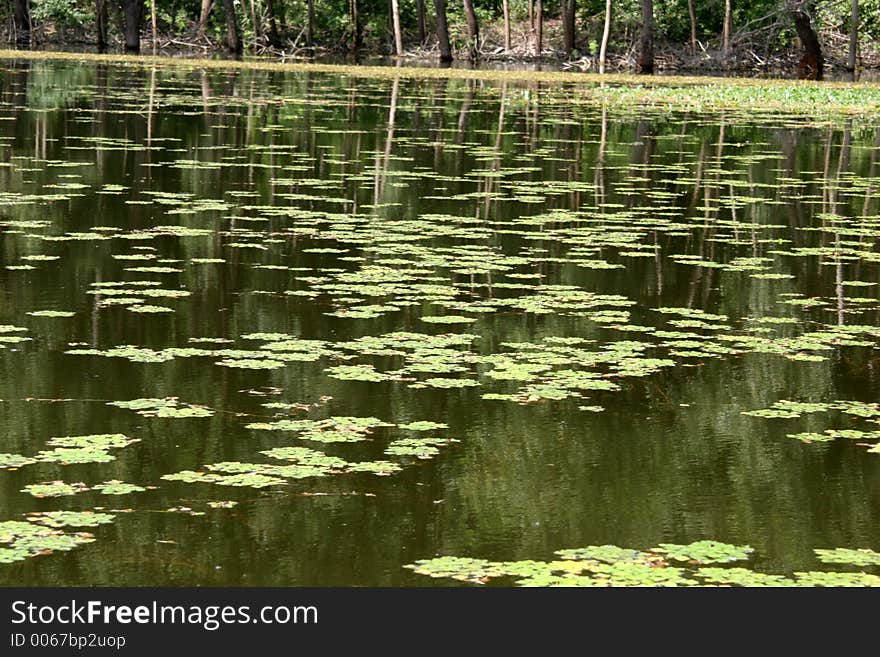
top-left (743, 399), bottom-right (880, 450)
top-left (0, 519), bottom-right (101, 565)
top-left (163, 414), bottom-right (458, 489)
top-left (407, 541), bottom-right (880, 587)
top-left (108, 397), bottom-right (213, 418)
top-left (21, 479), bottom-right (148, 498)
top-left (0, 433), bottom-right (139, 470)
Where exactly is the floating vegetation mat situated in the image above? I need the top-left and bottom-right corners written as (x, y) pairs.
top-left (1, 57), bottom-right (880, 585)
top-left (407, 542), bottom-right (880, 587)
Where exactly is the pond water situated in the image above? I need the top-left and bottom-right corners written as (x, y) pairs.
top-left (1, 57), bottom-right (880, 586)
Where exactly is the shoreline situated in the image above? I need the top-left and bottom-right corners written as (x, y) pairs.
top-left (2, 47), bottom-right (879, 90)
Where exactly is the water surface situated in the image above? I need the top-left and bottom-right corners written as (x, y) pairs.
top-left (1, 58), bottom-right (880, 585)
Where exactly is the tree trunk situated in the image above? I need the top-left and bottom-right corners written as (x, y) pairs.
top-left (502, 0), bottom-right (510, 51)
top-left (687, 0), bottom-right (696, 54)
top-left (13, 0), bottom-right (31, 45)
top-left (307, 0), bottom-right (315, 47)
top-left (434, 0), bottom-right (452, 61)
top-left (222, 0), bottom-right (242, 53)
top-left (151, 0), bottom-right (158, 52)
top-left (349, 0), bottom-right (363, 52)
top-left (122, 0), bottom-right (143, 52)
top-left (722, 0), bottom-right (731, 54)
top-left (792, 4), bottom-right (823, 80)
top-left (265, 0), bottom-right (281, 46)
top-left (390, 0), bottom-right (403, 55)
top-left (638, 0), bottom-right (653, 74)
top-left (248, 0), bottom-right (261, 41)
top-left (198, 0), bottom-right (213, 38)
top-left (417, 0), bottom-right (426, 43)
top-left (848, 0), bottom-right (858, 71)
top-left (561, 0), bottom-right (575, 56)
top-left (96, 0), bottom-right (109, 50)
top-left (599, 0), bottom-right (611, 73)
top-left (462, 0), bottom-right (479, 60)
top-left (535, 0), bottom-right (543, 55)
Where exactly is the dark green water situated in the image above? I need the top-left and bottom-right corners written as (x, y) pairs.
top-left (1, 58), bottom-right (880, 586)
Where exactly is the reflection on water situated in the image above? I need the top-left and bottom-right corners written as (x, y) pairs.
top-left (0, 58), bottom-right (879, 586)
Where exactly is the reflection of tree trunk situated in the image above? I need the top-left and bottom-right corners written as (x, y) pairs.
top-left (502, 0), bottom-right (511, 51)
top-left (833, 121), bottom-right (852, 326)
top-left (454, 83), bottom-right (474, 176)
top-left (13, 0), bottom-right (31, 45)
top-left (821, 126), bottom-right (833, 212)
top-left (147, 67), bottom-right (157, 151)
top-left (375, 77), bottom-right (400, 204)
top-left (434, 0), bottom-right (452, 61)
top-left (390, 0), bottom-right (403, 55)
top-left (222, 0), bottom-right (242, 53)
top-left (863, 128), bottom-right (880, 217)
top-left (198, 0), bottom-right (213, 38)
top-left (456, 82), bottom-right (474, 158)
top-left (599, 0), bottom-right (611, 74)
top-left (463, 0), bottom-right (479, 60)
top-left (485, 83), bottom-right (507, 219)
top-left (200, 70), bottom-right (212, 124)
top-left (792, 5), bottom-right (823, 80)
top-left (595, 103), bottom-right (607, 209)
top-left (96, 0), bottom-right (109, 50)
top-left (638, 0), bottom-right (654, 73)
top-left (687, 0), bottom-right (696, 53)
top-left (691, 140), bottom-right (706, 209)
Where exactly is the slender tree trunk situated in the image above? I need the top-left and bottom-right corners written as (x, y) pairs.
top-left (687, 0), bottom-right (696, 54)
top-left (792, 4), bottom-right (823, 80)
top-left (122, 0), bottom-right (143, 52)
top-left (848, 0), bottom-right (858, 72)
top-left (561, 0), bottom-right (575, 56)
top-left (265, 0), bottom-right (280, 46)
top-left (222, 0), bottom-right (242, 53)
top-left (390, 0), bottom-right (403, 55)
top-left (249, 0), bottom-right (261, 42)
top-left (528, 0), bottom-right (533, 30)
top-left (638, 0), bottom-right (654, 74)
top-left (307, 0), bottom-right (315, 47)
top-left (502, 0), bottom-right (511, 52)
top-left (198, 0), bottom-right (213, 38)
top-left (96, 0), bottom-right (108, 50)
top-left (13, 0), bottom-right (31, 45)
top-left (417, 0), bottom-right (426, 43)
top-left (349, 0), bottom-right (363, 52)
top-left (462, 0), bottom-right (479, 60)
top-left (535, 0), bottom-right (543, 55)
top-left (434, 0), bottom-right (452, 61)
top-left (151, 0), bottom-right (158, 52)
top-left (599, 0), bottom-right (611, 74)
top-left (722, 0), bottom-right (731, 54)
